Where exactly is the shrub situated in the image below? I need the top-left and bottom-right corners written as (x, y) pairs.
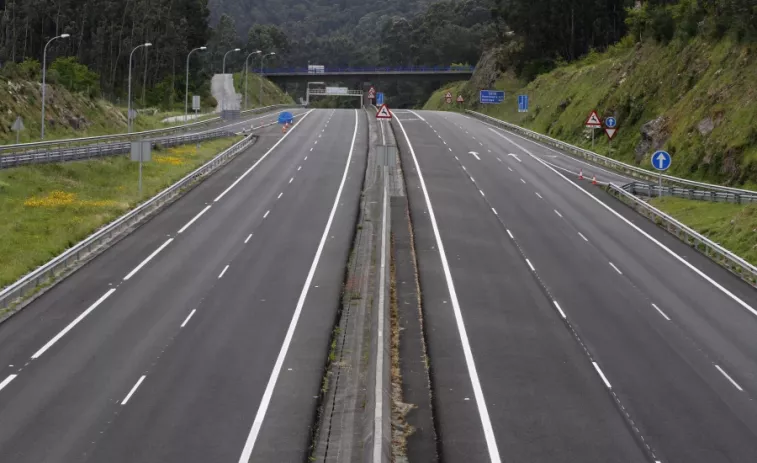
top-left (49, 57), bottom-right (100, 98)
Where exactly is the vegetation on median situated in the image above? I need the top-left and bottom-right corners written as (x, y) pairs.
top-left (0, 137), bottom-right (241, 289)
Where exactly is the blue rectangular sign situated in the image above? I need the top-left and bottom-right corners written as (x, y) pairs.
top-left (376, 92), bottom-right (384, 105)
top-left (479, 90), bottom-right (505, 104)
top-left (518, 95), bottom-right (529, 112)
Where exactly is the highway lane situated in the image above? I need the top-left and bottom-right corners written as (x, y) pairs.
top-left (403, 109), bottom-right (757, 462)
top-left (393, 112), bottom-right (646, 462)
top-left (0, 109), bottom-right (366, 462)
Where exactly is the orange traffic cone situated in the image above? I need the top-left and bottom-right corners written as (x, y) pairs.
top-left (578, 169), bottom-right (584, 180)
top-left (592, 175), bottom-right (597, 185)
top-left (282, 123), bottom-right (289, 133)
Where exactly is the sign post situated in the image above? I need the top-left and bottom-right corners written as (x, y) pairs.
top-left (131, 141), bottom-right (152, 197)
top-left (518, 95), bottom-right (529, 113)
top-left (651, 150), bottom-right (671, 191)
top-left (585, 110), bottom-right (602, 148)
top-left (479, 90), bottom-right (505, 104)
top-left (11, 116), bottom-right (24, 144)
top-left (368, 86), bottom-right (376, 103)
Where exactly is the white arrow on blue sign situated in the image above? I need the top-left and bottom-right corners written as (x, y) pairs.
top-left (652, 150), bottom-right (671, 171)
top-left (605, 117), bottom-right (617, 128)
top-left (518, 95), bottom-right (529, 113)
top-left (376, 92), bottom-right (384, 105)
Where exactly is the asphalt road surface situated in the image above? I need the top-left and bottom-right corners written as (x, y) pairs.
top-left (393, 109), bottom-right (757, 463)
top-left (0, 109), bottom-right (366, 463)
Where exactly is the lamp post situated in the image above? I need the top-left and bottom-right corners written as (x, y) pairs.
top-left (260, 52), bottom-right (276, 107)
top-left (221, 48), bottom-right (240, 112)
top-left (185, 46), bottom-right (207, 122)
top-left (128, 42), bottom-right (152, 133)
top-left (244, 50), bottom-right (261, 110)
top-left (41, 33), bottom-right (70, 139)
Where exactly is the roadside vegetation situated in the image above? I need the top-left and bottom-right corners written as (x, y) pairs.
top-left (0, 137), bottom-right (241, 289)
top-left (232, 72), bottom-right (295, 108)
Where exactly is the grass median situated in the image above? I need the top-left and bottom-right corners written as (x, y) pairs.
top-left (0, 136), bottom-right (241, 290)
top-left (650, 197), bottom-right (757, 266)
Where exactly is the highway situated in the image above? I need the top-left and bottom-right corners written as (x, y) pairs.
top-left (0, 109), bottom-right (366, 462)
top-left (393, 109), bottom-right (757, 462)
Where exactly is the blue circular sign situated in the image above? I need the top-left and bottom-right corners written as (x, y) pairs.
top-left (605, 117), bottom-right (617, 128)
top-left (651, 150), bottom-right (671, 171)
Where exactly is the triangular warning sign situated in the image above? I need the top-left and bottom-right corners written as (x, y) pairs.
top-left (605, 128), bottom-right (617, 140)
top-left (368, 87), bottom-right (376, 98)
top-left (585, 110), bottom-right (602, 128)
top-left (445, 91), bottom-right (452, 98)
top-left (376, 104), bottom-right (393, 120)
top-left (456, 95), bottom-right (464, 103)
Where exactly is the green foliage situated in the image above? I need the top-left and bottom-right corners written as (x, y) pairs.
top-left (0, 59), bottom-right (42, 81)
top-left (49, 57), bottom-right (100, 98)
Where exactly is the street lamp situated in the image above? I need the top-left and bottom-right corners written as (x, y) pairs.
top-left (185, 46), bottom-right (207, 122)
top-left (128, 42), bottom-right (152, 133)
top-left (222, 48), bottom-right (241, 112)
top-left (41, 33), bottom-right (70, 139)
top-left (259, 52), bottom-right (276, 107)
top-left (244, 50), bottom-right (261, 110)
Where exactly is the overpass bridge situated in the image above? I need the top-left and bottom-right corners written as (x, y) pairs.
top-left (264, 65), bottom-right (475, 88)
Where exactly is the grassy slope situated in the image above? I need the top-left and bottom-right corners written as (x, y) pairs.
top-left (0, 137), bottom-right (240, 289)
top-left (232, 72), bottom-right (294, 109)
top-left (426, 38), bottom-right (757, 188)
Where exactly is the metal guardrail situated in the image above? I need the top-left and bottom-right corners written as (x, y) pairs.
top-left (623, 182), bottom-right (757, 204)
top-left (0, 133), bottom-right (258, 311)
top-left (0, 104), bottom-right (294, 157)
top-left (264, 65), bottom-right (475, 75)
top-left (466, 110), bottom-right (757, 198)
top-left (607, 183), bottom-right (757, 286)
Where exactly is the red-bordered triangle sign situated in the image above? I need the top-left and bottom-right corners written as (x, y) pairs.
top-left (585, 110), bottom-right (602, 128)
top-left (368, 87), bottom-right (376, 98)
top-left (376, 104), bottom-right (393, 120)
top-left (445, 91), bottom-right (452, 99)
top-left (456, 95), bottom-right (464, 103)
top-left (605, 128), bottom-right (618, 140)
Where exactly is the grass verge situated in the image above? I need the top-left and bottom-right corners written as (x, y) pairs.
top-left (0, 136), bottom-right (241, 289)
top-left (650, 197), bottom-right (757, 266)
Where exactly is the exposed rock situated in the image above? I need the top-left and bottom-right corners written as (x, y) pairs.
top-left (558, 99), bottom-right (570, 111)
top-left (635, 115), bottom-right (668, 162)
top-left (66, 115), bottom-right (90, 130)
top-left (698, 117), bottom-right (715, 136)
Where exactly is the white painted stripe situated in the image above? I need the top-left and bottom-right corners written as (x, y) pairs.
top-left (373, 157), bottom-right (390, 463)
top-left (263, 210), bottom-right (270, 219)
top-left (394, 114), bottom-right (501, 462)
top-left (520, 178), bottom-right (526, 184)
top-left (31, 288), bottom-right (117, 359)
top-left (455, 156), bottom-right (459, 161)
top-left (507, 229), bottom-right (514, 239)
top-left (180, 309), bottom-right (197, 327)
top-left (526, 259), bottom-right (535, 272)
top-left (237, 109), bottom-right (361, 462)
top-left (289, 177), bottom-right (294, 183)
top-left (554, 209), bottom-right (563, 218)
top-left (408, 110), bottom-right (426, 121)
top-left (0, 374), bottom-right (17, 392)
top-left (245, 234), bottom-right (253, 244)
top-left (218, 265), bottom-right (230, 279)
top-left (443, 141), bottom-right (447, 145)
top-left (214, 110), bottom-right (314, 202)
top-left (492, 130), bottom-right (757, 320)
top-left (121, 375), bottom-right (146, 405)
top-left (497, 157), bottom-right (502, 163)
top-left (304, 156), bottom-right (308, 160)
top-left (651, 303), bottom-right (671, 321)
top-left (448, 148), bottom-right (452, 152)
top-left (471, 153), bottom-right (481, 161)
top-left (593, 362), bottom-right (612, 389)
top-left (277, 192), bottom-right (283, 199)
top-left (178, 205), bottom-right (211, 233)
top-left (578, 232), bottom-right (589, 242)
top-left (609, 262), bottom-right (623, 275)
top-left (297, 166), bottom-right (302, 171)
top-left (535, 192), bottom-right (542, 199)
top-left (123, 238), bottom-right (173, 280)
top-left (508, 167), bottom-right (513, 172)
top-left (715, 365), bottom-right (744, 391)
top-left (492, 208), bottom-right (498, 215)
top-left (462, 166), bottom-right (467, 171)
top-left (553, 301), bottom-right (567, 319)
top-left (479, 190), bottom-right (485, 197)
top-left (310, 147), bottom-right (313, 151)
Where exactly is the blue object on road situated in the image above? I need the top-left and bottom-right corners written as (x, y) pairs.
top-left (278, 111), bottom-right (294, 124)
top-left (652, 150), bottom-right (671, 171)
top-left (479, 90), bottom-right (505, 104)
top-left (605, 117), bottom-right (617, 128)
top-left (376, 92), bottom-right (384, 105)
top-left (518, 95), bottom-right (529, 112)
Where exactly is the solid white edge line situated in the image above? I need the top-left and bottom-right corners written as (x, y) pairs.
top-left (553, 301), bottom-right (567, 319)
top-left (237, 109), bottom-right (360, 462)
top-left (121, 375), bottom-right (146, 405)
top-left (218, 264), bottom-right (230, 279)
top-left (526, 259), bottom-right (535, 272)
top-left (31, 288), bottom-right (117, 359)
top-left (408, 109), bottom-right (426, 121)
top-left (214, 110), bottom-right (314, 202)
top-left (178, 205), bottom-right (212, 234)
top-left (715, 365), bottom-right (744, 391)
top-left (554, 209), bottom-right (563, 218)
top-left (263, 210), bottom-right (270, 219)
top-left (373, 161), bottom-right (389, 462)
top-left (180, 309), bottom-right (197, 328)
top-left (609, 262), bottom-right (623, 275)
top-left (592, 362), bottom-right (612, 389)
top-left (245, 233), bottom-right (253, 244)
top-left (395, 114), bottom-right (502, 462)
top-left (578, 232), bottom-right (589, 242)
top-left (123, 238), bottom-right (174, 280)
top-left (0, 374), bottom-right (17, 392)
top-left (491, 130), bottom-right (757, 319)
top-left (651, 303), bottom-right (671, 321)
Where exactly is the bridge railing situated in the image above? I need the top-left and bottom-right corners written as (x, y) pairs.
top-left (263, 65), bottom-right (475, 74)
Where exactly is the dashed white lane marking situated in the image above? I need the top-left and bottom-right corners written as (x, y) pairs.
top-left (318, 134), bottom-right (321, 138)
top-left (277, 192), bottom-right (283, 199)
top-left (470, 152), bottom-right (481, 161)
top-left (492, 208), bottom-right (498, 215)
top-left (520, 178), bottom-right (526, 184)
top-left (218, 265), bottom-right (230, 279)
top-left (180, 309), bottom-right (197, 328)
top-left (304, 156), bottom-right (308, 160)
top-left (121, 375), bottom-right (146, 405)
top-left (578, 232), bottom-right (589, 242)
top-left (715, 365), bottom-right (743, 391)
top-left (526, 259), bottom-right (536, 272)
top-left (443, 141), bottom-right (447, 145)
top-left (31, 288), bottom-right (117, 359)
top-left (297, 166), bottom-right (302, 171)
top-left (289, 178), bottom-right (294, 184)
top-left (507, 229), bottom-right (514, 239)
top-left (609, 262), bottom-right (623, 275)
top-left (178, 205), bottom-right (212, 233)
top-left (245, 234), bottom-right (253, 244)
top-left (462, 166), bottom-right (467, 171)
top-left (314, 140), bottom-right (318, 145)
top-left (497, 157), bottom-right (502, 163)
top-left (455, 156), bottom-right (459, 161)
top-left (448, 148), bottom-right (452, 152)
top-left (310, 147), bottom-right (313, 151)
top-left (592, 362), bottom-right (612, 389)
top-left (237, 109), bottom-right (361, 462)
top-left (554, 209), bottom-right (563, 218)
top-left (479, 190), bottom-right (485, 197)
top-left (651, 303), bottom-right (671, 321)
top-left (508, 167), bottom-right (513, 172)
top-left (263, 210), bottom-right (270, 219)
top-left (123, 238), bottom-right (174, 280)
top-left (553, 301), bottom-right (567, 319)
top-left (0, 374), bottom-right (17, 393)
top-left (535, 192), bottom-right (543, 199)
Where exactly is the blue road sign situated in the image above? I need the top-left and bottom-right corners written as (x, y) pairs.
top-left (518, 95), bottom-right (529, 112)
top-left (652, 150), bottom-right (671, 171)
top-left (480, 90), bottom-right (505, 104)
top-left (376, 92), bottom-right (384, 105)
top-left (605, 117), bottom-right (617, 128)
